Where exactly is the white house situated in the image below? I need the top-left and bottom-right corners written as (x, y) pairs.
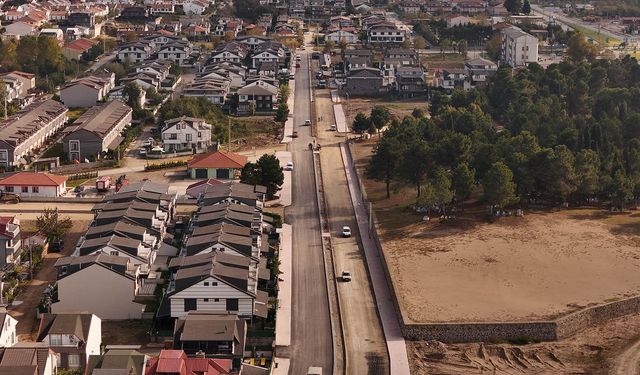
top-left (117, 41), bottom-right (153, 64)
top-left (436, 67), bottom-right (471, 91)
top-left (0, 71), bottom-right (35, 99)
top-left (4, 21), bottom-right (36, 37)
top-left (367, 24), bottom-right (405, 45)
top-left (37, 313), bottom-right (102, 370)
top-left (183, 0), bottom-right (208, 15)
top-left (501, 26), bottom-right (539, 67)
top-left (59, 75), bottom-right (114, 108)
top-left (157, 41), bottom-right (193, 65)
top-left (465, 56), bottom-right (498, 86)
top-left (0, 172), bottom-right (68, 197)
top-left (251, 50), bottom-right (280, 69)
top-left (325, 30), bottom-right (359, 44)
top-left (0, 310), bottom-right (18, 347)
top-left (162, 116), bottom-right (212, 153)
top-left (182, 77), bottom-right (230, 105)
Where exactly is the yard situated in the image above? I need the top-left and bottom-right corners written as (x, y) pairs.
top-left (352, 138), bottom-right (640, 324)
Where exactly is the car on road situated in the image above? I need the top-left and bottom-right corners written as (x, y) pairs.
top-left (295, 62), bottom-right (301, 68)
top-left (139, 148), bottom-right (147, 156)
top-left (49, 239), bottom-right (64, 253)
top-left (342, 226), bottom-right (351, 237)
top-left (74, 185), bottom-right (85, 193)
top-left (305, 119), bottom-right (311, 126)
top-left (340, 271), bottom-right (352, 282)
top-left (292, 131), bottom-right (298, 138)
top-left (285, 161), bottom-right (294, 171)
top-left (330, 124), bottom-right (337, 131)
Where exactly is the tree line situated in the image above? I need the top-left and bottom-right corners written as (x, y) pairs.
top-left (367, 58), bottom-right (640, 211)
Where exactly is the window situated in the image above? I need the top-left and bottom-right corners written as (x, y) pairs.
top-left (110, 251), bottom-right (119, 256)
top-left (21, 187), bottom-right (28, 193)
top-left (204, 298), bottom-right (209, 302)
top-left (197, 132), bottom-right (202, 138)
top-left (32, 186), bottom-right (39, 193)
top-left (50, 334), bottom-right (62, 345)
top-left (226, 298), bottom-right (239, 311)
top-left (6, 240), bottom-right (11, 248)
top-left (68, 354), bottom-right (80, 368)
top-left (5, 187), bottom-right (13, 193)
top-left (212, 282), bottom-right (218, 286)
top-left (184, 298), bottom-right (197, 311)
top-left (186, 134), bottom-right (192, 142)
top-left (214, 298), bottom-right (220, 302)
top-left (203, 282), bottom-right (209, 286)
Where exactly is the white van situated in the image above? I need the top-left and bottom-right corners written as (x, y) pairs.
top-left (307, 367), bottom-right (322, 375)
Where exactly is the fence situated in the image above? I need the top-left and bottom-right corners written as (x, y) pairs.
top-left (67, 171), bottom-right (99, 181)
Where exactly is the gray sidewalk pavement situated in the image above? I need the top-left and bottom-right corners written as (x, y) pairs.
top-left (274, 223), bottom-right (292, 347)
top-left (339, 143), bottom-right (411, 375)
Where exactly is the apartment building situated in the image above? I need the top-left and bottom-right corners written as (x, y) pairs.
top-left (0, 99), bottom-right (68, 168)
top-left (501, 26), bottom-right (539, 67)
top-left (161, 116), bottom-right (212, 153)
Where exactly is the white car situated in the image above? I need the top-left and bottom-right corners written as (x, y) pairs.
top-left (285, 161), bottom-right (294, 171)
top-left (305, 119), bottom-right (312, 126)
top-left (330, 124), bottom-right (337, 131)
top-left (341, 271), bottom-right (352, 282)
top-left (342, 226), bottom-right (351, 237)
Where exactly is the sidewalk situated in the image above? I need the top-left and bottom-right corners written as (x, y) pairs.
top-left (281, 80), bottom-right (295, 143)
top-left (275, 151), bottom-right (292, 207)
top-left (331, 91), bottom-right (348, 133)
top-left (274, 224), bottom-right (292, 347)
top-left (339, 143), bottom-right (411, 375)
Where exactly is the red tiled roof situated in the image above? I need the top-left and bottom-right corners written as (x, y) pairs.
top-left (146, 350), bottom-right (231, 375)
top-left (188, 151), bottom-right (248, 169)
top-left (64, 38), bottom-right (98, 52)
top-left (0, 172), bottom-right (67, 187)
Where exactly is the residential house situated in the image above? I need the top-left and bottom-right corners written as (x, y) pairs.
top-left (145, 350), bottom-right (231, 375)
top-left (4, 21), bottom-right (37, 37)
top-left (185, 24), bottom-right (210, 39)
top-left (0, 76), bottom-right (23, 104)
top-left (187, 152), bottom-right (248, 179)
top-left (367, 23), bottom-right (405, 45)
top-left (62, 38), bottom-right (98, 60)
top-left (39, 28), bottom-right (64, 43)
top-left (0, 71), bottom-right (35, 99)
top-left (446, 14), bottom-right (471, 28)
top-left (85, 348), bottom-right (147, 375)
top-left (0, 309), bottom-right (18, 347)
top-left (61, 100), bottom-right (133, 162)
top-left (0, 342), bottom-right (58, 375)
top-left (435, 67), bottom-right (471, 91)
top-left (210, 42), bottom-right (249, 64)
top-left (52, 254), bottom-right (146, 320)
top-left (345, 67), bottom-right (384, 96)
top-left (162, 116), bottom-right (212, 153)
top-left (235, 35), bottom-right (273, 50)
top-left (501, 26), bottom-right (539, 67)
top-left (164, 253), bottom-right (268, 319)
top-left (197, 183), bottom-right (266, 208)
top-left (325, 29), bottom-right (358, 44)
top-left (395, 66), bottom-right (427, 97)
top-left (465, 56), bottom-right (498, 86)
top-left (182, 77), bottom-right (230, 105)
top-left (118, 6), bottom-right (148, 20)
top-left (183, 0), bottom-right (208, 15)
top-left (236, 80), bottom-right (278, 114)
top-left (186, 179), bottom-right (226, 199)
top-left (120, 72), bottom-right (160, 91)
top-left (455, 0), bottom-right (487, 14)
top-left (173, 312), bottom-right (245, 369)
top-left (0, 216), bottom-right (21, 266)
top-left (251, 48), bottom-right (282, 69)
top-left (157, 40), bottom-right (193, 65)
top-left (0, 172), bottom-right (67, 197)
top-left (36, 313), bottom-right (101, 371)
top-left (59, 74), bottom-right (115, 108)
top-left (399, 1), bottom-right (421, 14)
top-left (67, 12), bottom-right (94, 27)
top-left (0, 100), bottom-right (68, 168)
top-left (136, 61), bottom-right (172, 83)
top-left (108, 85), bottom-right (147, 109)
top-left (147, 2), bottom-right (175, 15)
top-left (117, 41), bottom-right (154, 64)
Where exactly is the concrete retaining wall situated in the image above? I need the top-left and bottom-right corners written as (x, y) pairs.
top-left (555, 296), bottom-right (640, 339)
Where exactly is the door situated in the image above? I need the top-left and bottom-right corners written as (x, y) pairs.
top-left (195, 168), bottom-right (208, 178)
top-left (216, 169), bottom-right (230, 179)
top-left (226, 298), bottom-right (238, 311)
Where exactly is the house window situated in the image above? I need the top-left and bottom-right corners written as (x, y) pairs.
top-left (204, 282), bottom-right (209, 286)
top-left (184, 298), bottom-right (197, 311)
top-left (186, 134), bottom-right (192, 142)
top-left (226, 298), bottom-right (239, 311)
top-left (6, 240), bottom-right (11, 247)
top-left (32, 186), bottom-right (39, 193)
top-left (5, 187), bottom-right (13, 193)
top-left (50, 335), bottom-right (62, 345)
top-left (214, 298), bottom-right (220, 302)
top-left (197, 132), bottom-right (202, 138)
top-left (21, 187), bottom-right (28, 193)
top-left (204, 298), bottom-right (209, 302)
top-left (110, 251), bottom-right (119, 256)
top-left (68, 354), bottom-right (80, 368)
top-left (212, 282), bottom-right (218, 286)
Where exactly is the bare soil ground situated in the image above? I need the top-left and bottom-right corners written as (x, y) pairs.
top-left (344, 97), bottom-right (425, 127)
top-left (102, 320), bottom-right (152, 346)
top-left (409, 311), bottom-right (640, 374)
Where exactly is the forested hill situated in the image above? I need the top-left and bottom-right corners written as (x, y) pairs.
top-left (368, 58), bottom-right (640, 210)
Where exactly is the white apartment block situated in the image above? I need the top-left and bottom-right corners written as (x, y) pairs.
top-left (501, 26), bottom-right (538, 67)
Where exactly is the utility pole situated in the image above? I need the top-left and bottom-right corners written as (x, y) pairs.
top-left (227, 117), bottom-right (231, 152)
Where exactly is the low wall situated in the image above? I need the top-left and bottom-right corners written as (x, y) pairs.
top-left (402, 322), bottom-right (558, 343)
top-left (556, 296), bottom-right (640, 339)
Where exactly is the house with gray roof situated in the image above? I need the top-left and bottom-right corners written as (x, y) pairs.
top-left (0, 342), bottom-right (57, 375)
top-left (85, 348), bottom-right (147, 375)
top-left (61, 100), bottom-right (132, 162)
top-left (36, 313), bottom-right (101, 371)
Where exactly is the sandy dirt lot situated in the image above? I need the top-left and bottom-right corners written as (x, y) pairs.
top-left (343, 97), bottom-right (425, 127)
top-left (351, 139), bottom-right (640, 324)
top-left (409, 310), bottom-right (640, 374)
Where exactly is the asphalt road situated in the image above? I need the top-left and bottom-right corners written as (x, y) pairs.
top-left (532, 4), bottom-right (625, 42)
top-left (285, 48), bottom-right (334, 374)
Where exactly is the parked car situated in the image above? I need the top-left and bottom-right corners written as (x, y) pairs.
top-left (285, 161), bottom-right (294, 171)
top-left (305, 119), bottom-right (311, 126)
top-left (296, 62), bottom-right (301, 68)
top-left (330, 124), bottom-right (337, 131)
top-left (341, 271), bottom-right (352, 282)
top-left (49, 240), bottom-right (64, 253)
top-left (292, 131), bottom-right (298, 138)
top-left (139, 148), bottom-right (147, 156)
top-left (342, 226), bottom-right (351, 237)
top-left (74, 185), bottom-right (85, 193)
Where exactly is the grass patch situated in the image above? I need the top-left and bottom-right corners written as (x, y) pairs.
top-left (66, 178), bottom-right (90, 188)
top-left (572, 25), bottom-right (621, 47)
top-left (41, 143), bottom-right (64, 159)
top-left (67, 108), bottom-right (88, 123)
top-left (102, 320), bottom-right (152, 346)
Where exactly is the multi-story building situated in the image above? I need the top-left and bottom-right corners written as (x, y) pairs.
top-left (0, 216), bottom-right (21, 266)
top-left (61, 100), bottom-right (133, 162)
top-left (161, 116), bottom-right (212, 153)
top-left (501, 26), bottom-right (539, 67)
top-left (0, 99), bottom-right (68, 168)
top-left (157, 40), bottom-right (193, 65)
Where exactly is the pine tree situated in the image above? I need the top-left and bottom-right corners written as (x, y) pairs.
top-left (522, 0), bottom-right (531, 14)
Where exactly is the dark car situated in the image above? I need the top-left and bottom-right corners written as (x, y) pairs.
top-left (292, 131), bottom-right (299, 138)
top-left (74, 185), bottom-right (85, 193)
top-left (49, 240), bottom-right (64, 253)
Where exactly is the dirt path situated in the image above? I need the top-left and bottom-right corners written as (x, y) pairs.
top-left (8, 220), bottom-right (89, 341)
top-left (612, 339), bottom-right (640, 375)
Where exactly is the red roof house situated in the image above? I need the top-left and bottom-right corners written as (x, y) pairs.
top-left (187, 152), bottom-right (247, 180)
top-left (62, 38), bottom-right (98, 60)
top-left (0, 172), bottom-right (68, 197)
top-left (145, 350), bottom-right (231, 375)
